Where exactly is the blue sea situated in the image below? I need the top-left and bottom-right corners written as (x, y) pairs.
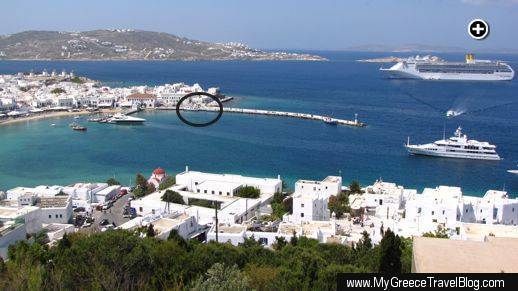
top-left (1, 51), bottom-right (517, 196)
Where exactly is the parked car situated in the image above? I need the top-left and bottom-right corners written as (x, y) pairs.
top-left (99, 219), bottom-right (110, 226)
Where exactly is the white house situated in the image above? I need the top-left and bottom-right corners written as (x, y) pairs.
top-left (291, 192), bottom-right (330, 222)
top-left (94, 185), bottom-right (120, 204)
top-left (176, 167), bottom-right (282, 198)
top-left (38, 196), bottom-right (73, 224)
top-left (294, 176), bottom-right (342, 198)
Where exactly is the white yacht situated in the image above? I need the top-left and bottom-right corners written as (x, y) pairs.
top-left (107, 113), bottom-right (146, 124)
top-left (380, 54), bottom-right (514, 81)
top-left (405, 126), bottom-right (501, 160)
top-left (508, 166), bottom-right (518, 175)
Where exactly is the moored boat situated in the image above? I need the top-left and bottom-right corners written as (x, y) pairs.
top-left (405, 126), bottom-right (501, 160)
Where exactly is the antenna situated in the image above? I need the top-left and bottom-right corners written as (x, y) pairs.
top-left (443, 122), bottom-right (446, 140)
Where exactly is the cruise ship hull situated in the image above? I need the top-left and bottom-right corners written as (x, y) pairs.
top-left (382, 68), bottom-right (514, 81)
top-left (380, 57), bottom-right (515, 81)
top-left (405, 146), bottom-right (501, 160)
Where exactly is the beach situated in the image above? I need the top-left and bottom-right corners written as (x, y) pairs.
top-left (0, 108), bottom-right (121, 126)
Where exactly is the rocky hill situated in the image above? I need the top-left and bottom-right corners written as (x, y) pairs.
top-left (0, 29), bottom-right (326, 61)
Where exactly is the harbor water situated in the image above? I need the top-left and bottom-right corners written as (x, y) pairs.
top-left (0, 51), bottom-right (517, 195)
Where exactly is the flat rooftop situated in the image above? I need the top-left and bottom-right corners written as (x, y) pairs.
top-left (216, 224), bottom-right (246, 234)
top-left (413, 236), bottom-right (518, 273)
top-left (38, 196), bottom-right (69, 208)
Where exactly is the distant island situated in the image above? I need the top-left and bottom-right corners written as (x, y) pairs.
top-left (0, 29), bottom-right (327, 61)
top-left (356, 56), bottom-right (403, 63)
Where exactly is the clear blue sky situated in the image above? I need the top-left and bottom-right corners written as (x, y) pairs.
top-left (2, 0), bottom-right (518, 50)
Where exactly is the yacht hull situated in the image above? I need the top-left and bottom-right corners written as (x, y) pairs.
top-left (406, 146), bottom-right (501, 161)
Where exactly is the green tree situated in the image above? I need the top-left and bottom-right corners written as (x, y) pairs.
top-left (106, 178), bottom-right (120, 186)
top-left (328, 192), bottom-right (350, 218)
top-left (191, 263), bottom-right (251, 291)
top-left (167, 229), bottom-right (188, 249)
top-left (349, 180), bottom-right (362, 194)
top-left (379, 229), bottom-right (402, 274)
top-left (162, 190), bottom-right (184, 212)
top-left (422, 226), bottom-right (449, 238)
top-left (355, 231), bottom-right (372, 253)
top-left (134, 173), bottom-right (150, 197)
top-left (235, 186), bottom-right (260, 198)
top-left (158, 176), bottom-right (176, 190)
top-left (272, 237), bottom-right (287, 251)
top-left (51, 88), bottom-right (66, 94)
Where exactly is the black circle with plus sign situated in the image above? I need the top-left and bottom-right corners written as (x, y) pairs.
top-left (468, 19), bottom-right (489, 40)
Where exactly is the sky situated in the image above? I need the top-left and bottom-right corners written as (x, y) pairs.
top-left (2, 0), bottom-right (518, 51)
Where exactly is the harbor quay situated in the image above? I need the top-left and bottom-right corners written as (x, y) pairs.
top-left (172, 106), bottom-right (366, 127)
top-left (0, 71), bottom-right (364, 127)
top-left (1, 166), bottom-right (517, 262)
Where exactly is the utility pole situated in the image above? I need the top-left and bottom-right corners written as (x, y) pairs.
top-left (215, 202), bottom-right (219, 243)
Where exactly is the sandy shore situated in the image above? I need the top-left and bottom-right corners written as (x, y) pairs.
top-left (0, 108), bottom-right (122, 127)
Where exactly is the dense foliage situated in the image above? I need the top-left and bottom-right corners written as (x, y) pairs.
top-left (235, 186), bottom-right (260, 198)
top-left (0, 229), bottom-right (412, 290)
top-left (134, 173), bottom-right (155, 197)
top-left (158, 176), bottom-right (176, 191)
top-left (162, 190), bottom-right (184, 205)
top-left (106, 177), bottom-right (121, 186)
top-left (50, 88), bottom-right (66, 94)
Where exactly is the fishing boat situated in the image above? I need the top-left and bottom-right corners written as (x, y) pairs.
top-left (72, 125), bottom-right (87, 131)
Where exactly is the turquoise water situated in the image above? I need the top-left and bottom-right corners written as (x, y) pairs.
top-left (1, 52), bottom-right (517, 195)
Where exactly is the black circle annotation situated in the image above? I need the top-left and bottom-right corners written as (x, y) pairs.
top-left (175, 92), bottom-right (224, 127)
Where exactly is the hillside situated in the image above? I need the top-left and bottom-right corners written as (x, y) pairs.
top-left (0, 29), bottom-right (326, 61)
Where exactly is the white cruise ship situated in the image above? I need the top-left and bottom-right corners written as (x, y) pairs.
top-left (107, 113), bottom-right (146, 124)
top-left (380, 54), bottom-right (514, 81)
top-left (405, 127), bottom-right (501, 160)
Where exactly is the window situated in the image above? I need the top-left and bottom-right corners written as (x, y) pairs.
top-left (226, 192), bottom-right (230, 196)
top-left (60, 214), bottom-right (63, 218)
top-left (301, 203), bottom-right (304, 208)
top-left (211, 191), bottom-right (215, 194)
top-left (442, 210), bottom-right (445, 215)
top-left (48, 215), bottom-right (51, 219)
top-left (204, 190), bottom-right (207, 194)
top-left (258, 237), bottom-right (268, 245)
top-left (197, 189), bottom-right (200, 193)
top-left (301, 213), bottom-right (304, 217)
top-left (431, 211), bottom-right (434, 215)
top-left (55, 214), bottom-right (58, 218)
top-left (219, 191), bottom-right (222, 195)
top-left (417, 207), bottom-right (422, 214)
top-left (195, 182), bottom-right (198, 185)
top-left (139, 207), bottom-right (143, 212)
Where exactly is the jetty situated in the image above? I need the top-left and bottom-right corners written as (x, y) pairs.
top-left (172, 107), bottom-right (366, 127)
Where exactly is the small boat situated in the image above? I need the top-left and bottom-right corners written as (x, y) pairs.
top-left (74, 116), bottom-right (81, 120)
top-left (508, 166), bottom-right (518, 175)
top-left (72, 125), bottom-right (87, 131)
top-left (323, 116), bottom-right (338, 125)
top-left (87, 117), bottom-right (102, 122)
top-left (446, 110), bottom-right (463, 118)
top-left (50, 124), bottom-right (56, 127)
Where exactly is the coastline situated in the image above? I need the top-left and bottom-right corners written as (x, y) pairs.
top-left (0, 108), bottom-right (121, 127)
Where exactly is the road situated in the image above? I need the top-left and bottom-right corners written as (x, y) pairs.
top-left (91, 194), bottom-right (132, 231)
